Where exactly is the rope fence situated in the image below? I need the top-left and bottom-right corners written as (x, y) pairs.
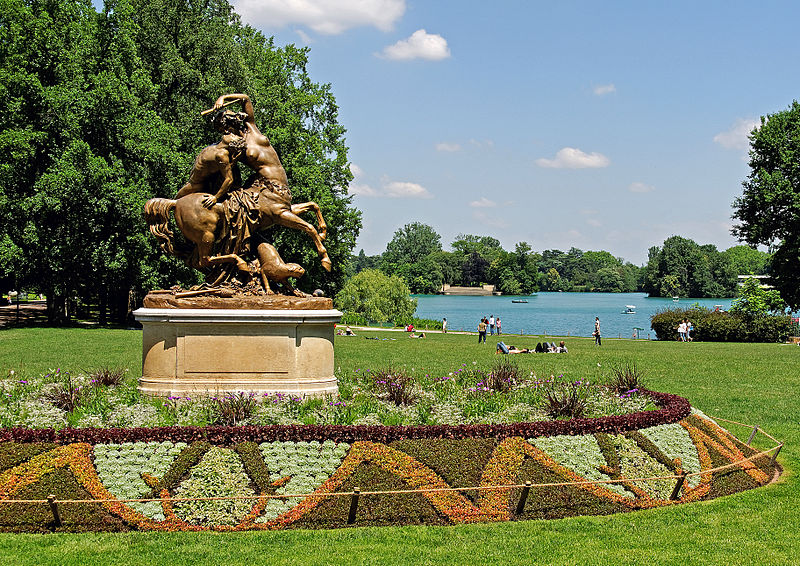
top-left (0, 415), bottom-right (783, 527)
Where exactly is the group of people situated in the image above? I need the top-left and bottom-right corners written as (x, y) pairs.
top-left (496, 340), bottom-right (567, 354)
top-left (477, 315), bottom-right (501, 343)
top-left (678, 318), bottom-right (694, 341)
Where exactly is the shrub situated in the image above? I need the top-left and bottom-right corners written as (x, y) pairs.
top-left (544, 382), bottom-right (589, 419)
top-left (485, 359), bottom-right (518, 393)
top-left (650, 307), bottom-right (793, 342)
top-left (89, 367), bottom-right (127, 387)
top-left (394, 317), bottom-right (443, 330)
top-left (41, 372), bottom-right (84, 413)
top-left (609, 363), bottom-right (646, 393)
top-left (371, 368), bottom-right (417, 406)
top-left (212, 393), bottom-right (258, 426)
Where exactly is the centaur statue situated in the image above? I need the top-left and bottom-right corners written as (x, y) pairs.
top-left (144, 94), bottom-right (330, 294)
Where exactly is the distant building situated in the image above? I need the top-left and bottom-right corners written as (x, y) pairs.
top-left (737, 275), bottom-right (773, 289)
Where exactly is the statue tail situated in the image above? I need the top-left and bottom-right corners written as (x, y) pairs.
top-left (144, 198), bottom-right (177, 256)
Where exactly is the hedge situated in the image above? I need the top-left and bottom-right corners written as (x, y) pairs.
top-left (650, 307), bottom-right (793, 342)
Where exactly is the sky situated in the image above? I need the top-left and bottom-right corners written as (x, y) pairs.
top-left (141, 1), bottom-right (800, 264)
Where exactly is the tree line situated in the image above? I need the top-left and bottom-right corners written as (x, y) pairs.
top-left (0, 0), bottom-right (359, 324)
top-left (350, 223), bottom-right (772, 298)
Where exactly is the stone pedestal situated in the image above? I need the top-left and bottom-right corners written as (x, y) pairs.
top-left (133, 303), bottom-right (342, 398)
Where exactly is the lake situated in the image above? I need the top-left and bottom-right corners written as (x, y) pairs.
top-left (412, 292), bottom-right (734, 339)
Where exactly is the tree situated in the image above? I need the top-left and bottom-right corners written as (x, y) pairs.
top-left (730, 277), bottom-right (787, 318)
top-left (732, 100), bottom-right (800, 309)
top-left (461, 252), bottom-right (490, 286)
top-left (722, 245), bottom-right (771, 276)
top-left (382, 222), bottom-right (442, 266)
top-left (0, 0), bottom-right (360, 322)
top-left (451, 234), bottom-right (503, 262)
top-left (334, 269), bottom-right (416, 323)
top-left (643, 237), bottom-right (735, 298)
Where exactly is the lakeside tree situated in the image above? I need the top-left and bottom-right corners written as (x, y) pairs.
top-left (334, 269), bottom-right (416, 323)
top-left (380, 222), bottom-right (443, 293)
top-left (730, 277), bottom-right (787, 318)
top-left (732, 101), bottom-right (800, 309)
top-left (721, 245), bottom-right (771, 276)
top-left (0, 0), bottom-right (359, 322)
top-left (643, 236), bottom-right (736, 298)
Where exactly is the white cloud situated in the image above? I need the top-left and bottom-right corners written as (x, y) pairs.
top-left (628, 181), bottom-right (655, 193)
top-left (536, 147), bottom-right (610, 169)
top-left (435, 142), bottom-right (461, 152)
top-left (469, 197), bottom-right (496, 208)
top-left (586, 218), bottom-right (603, 227)
top-left (593, 83), bottom-right (616, 96)
top-left (348, 163), bottom-right (377, 196)
top-left (349, 183), bottom-right (378, 196)
top-left (379, 29), bottom-right (451, 61)
top-left (384, 181), bottom-right (433, 198)
top-left (232, 0), bottom-right (405, 35)
top-left (713, 118), bottom-right (758, 150)
top-left (295, 29), bottom-right (313, 44)
top-left (470, 139), bottom-right (494, 148)
top-left (348, 164), bottom-right (431, 198)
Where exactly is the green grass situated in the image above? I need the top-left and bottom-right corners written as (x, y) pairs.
top-left (0, 327), bottom-right (798, 565)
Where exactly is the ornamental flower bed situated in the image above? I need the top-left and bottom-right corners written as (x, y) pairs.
top-left (0, 397), bottom-right (779, 532)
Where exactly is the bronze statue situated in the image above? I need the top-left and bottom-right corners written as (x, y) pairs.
top-left (144, 94), bottom-right (330, 292)
top-left (254, 242), bottom-right (307, 296)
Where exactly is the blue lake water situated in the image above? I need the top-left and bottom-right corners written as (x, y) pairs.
top-left (412, 293), bottom-right (734, 339)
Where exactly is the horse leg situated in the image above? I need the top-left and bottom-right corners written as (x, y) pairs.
top-left (196, 231), bottom-right (251, 273)
top-left (290, 201), bottom-right (327, 241)
top-left (276, 211), bottom-right (332, 271)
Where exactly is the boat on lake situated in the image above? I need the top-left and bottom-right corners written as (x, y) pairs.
top-left (511, 299), bottom-right (528, 303)
top-left (622, 305), bottom-right (636, 314)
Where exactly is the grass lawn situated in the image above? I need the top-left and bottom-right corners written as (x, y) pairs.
top-left (0, 327), bottom-right (797, 565)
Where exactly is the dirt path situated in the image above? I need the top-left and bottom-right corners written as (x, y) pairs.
top-left (0, 301), bottom-right (48, 328)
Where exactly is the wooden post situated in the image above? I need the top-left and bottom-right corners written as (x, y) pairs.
top-left (515, 481), bottom-right (532, 516)
top-left (347, 487), bottom-right (361, 524)
top-left (747, 426), bottom-right (759, 446)
top-left (670, 473), bottom-right (686, 500)
top-left (769, 444), bottom-right (783, 467)
top-left (47, 494), bottom-right (62, 527)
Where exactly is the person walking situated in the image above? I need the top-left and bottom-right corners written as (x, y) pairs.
top-left (489, 315), bottom-right (495, 336)
top-left (478, 318), bottom-right (487, 343)
top-left (442, 317), bottom-right (448, 334)
top-left (593, 317), bottom-right (601, 346)
top-left (677, 320), bottom-right (686, 342)
top-left (496, 317), bottom-right (502, 335)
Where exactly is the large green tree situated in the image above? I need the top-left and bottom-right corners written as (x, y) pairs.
top-left (334, 269), bottom-right (416, 323)
top-left (0, 0), bottom-right (359, 322)
top-left (643, 237), bottom-right (736, 298)
top-left (732, 101), bottom-right (800, 309)
top-left (380, 222), bottom-right (443, 293)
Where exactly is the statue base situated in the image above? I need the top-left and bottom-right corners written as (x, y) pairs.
top-left (133, 295), bottom-right (341, 398)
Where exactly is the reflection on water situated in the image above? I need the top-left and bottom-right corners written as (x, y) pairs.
top-left (413, 292), bottom-right (734, 338)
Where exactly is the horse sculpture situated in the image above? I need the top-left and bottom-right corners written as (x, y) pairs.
top-left (144, 180), bottom-right (330, 288)
top-left (144, 93), bottom-right (334, 291)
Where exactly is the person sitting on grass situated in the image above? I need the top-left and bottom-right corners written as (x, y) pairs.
top-left (554, 340), bottom-right (568, 353)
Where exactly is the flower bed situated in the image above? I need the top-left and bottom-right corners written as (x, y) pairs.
top-left (0, 401), bottom-right (779, 532)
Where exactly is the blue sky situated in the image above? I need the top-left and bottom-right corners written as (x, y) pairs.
top-left (169, 2), bottom-right (800, 263)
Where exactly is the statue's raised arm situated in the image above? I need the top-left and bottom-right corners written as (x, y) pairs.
top-left (213, 93), bottom-right (256, 126)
